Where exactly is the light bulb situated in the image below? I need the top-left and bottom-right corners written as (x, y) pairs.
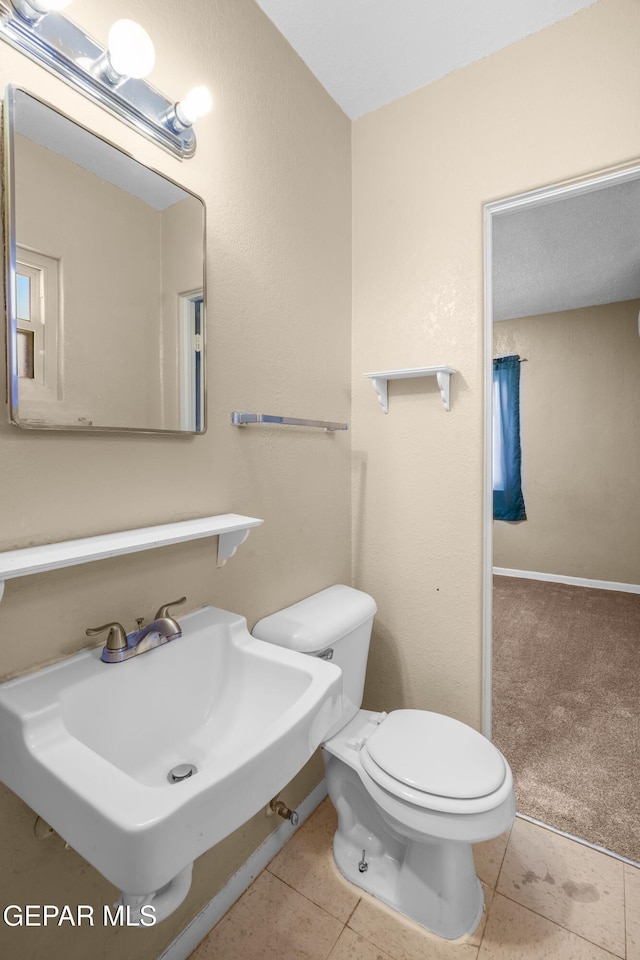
top-left (175, 86), bottom-right (212, 126)
top-left (29, 0), bottom-right (71, 11)
top-left (12, 0), bottom-right (71, 19)
top-left (107, 19), bottom-right (155, 80)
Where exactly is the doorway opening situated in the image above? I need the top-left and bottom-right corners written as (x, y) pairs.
top-left (483, 162), bottom-right (640, 863)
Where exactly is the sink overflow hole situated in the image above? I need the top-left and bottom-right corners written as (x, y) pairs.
top-left (168, 763), bottom-right (197, 783)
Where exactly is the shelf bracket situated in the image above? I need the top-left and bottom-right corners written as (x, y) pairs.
top-left (370, 378), bottom-right (389, 414)
top-left (436, 370), bottom-right (451, 411)
top-left (217, 528), bottom-right (251, 567)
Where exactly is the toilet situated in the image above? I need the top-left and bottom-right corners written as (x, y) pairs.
top-left (253, 584), bottom-right (516, 940)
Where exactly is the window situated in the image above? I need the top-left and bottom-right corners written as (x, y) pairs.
top-left (14, 247), bottom-right (61, 402)
top-left (493, 355), bottom-right (526, 521)
top-left (492, 378), bottom-right (505, 492)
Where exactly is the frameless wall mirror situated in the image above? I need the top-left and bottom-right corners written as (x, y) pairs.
top-left (4, 86), bottom-right (206, 433)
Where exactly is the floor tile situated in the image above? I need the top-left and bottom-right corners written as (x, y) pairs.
top-left (625, 863), bottom-right (640, 960)
top-left (268, 797), bottom-right (360, 922)
top-left (348, 893), bottom-right (479, 960)
top-left (328, 927), bottom-right (395, 959)
top-left (189, 870), bottom-right (343, 960)
top-left (474, 830), bottom-right (512, 890)
top-left (478, 893), bottom-right (620, 959)
top-left (497, 818), bottom-right (625, 957)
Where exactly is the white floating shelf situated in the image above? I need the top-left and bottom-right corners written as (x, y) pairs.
top-left (0, 514), bottom-right (264, 601)
top-left (364, 366), bottom-right (456, 413)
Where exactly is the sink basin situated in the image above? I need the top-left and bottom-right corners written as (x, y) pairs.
top-left (0, 605), bottom-right (342, 895)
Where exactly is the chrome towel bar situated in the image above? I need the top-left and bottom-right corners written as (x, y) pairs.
top-left (231, 412), bottom-right (348, 431)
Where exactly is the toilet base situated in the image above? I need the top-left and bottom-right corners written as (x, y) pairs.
top-left (332, 817), bottom-right (484, 940)
top-left (326, 755), bottom-right (486, 940)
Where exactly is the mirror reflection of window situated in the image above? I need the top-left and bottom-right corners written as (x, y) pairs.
top-left (15, 248), bottom-right (60, 400)
top-left (16, 271), bottom-right (35, 380)
top-left (16, 273), bottom-right (30, 322)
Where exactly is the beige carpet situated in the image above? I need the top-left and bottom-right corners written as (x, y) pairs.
top-left (492, 576), bottom-right (640, 862)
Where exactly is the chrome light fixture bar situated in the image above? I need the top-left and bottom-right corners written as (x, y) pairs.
top-left (0, 0), bottom-right (210, 159)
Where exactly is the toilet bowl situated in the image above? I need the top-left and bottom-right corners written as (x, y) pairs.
top-left (253, 585), bottom-right (516, 940)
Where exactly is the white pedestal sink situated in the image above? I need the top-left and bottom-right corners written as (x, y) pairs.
top-left (0, 604), bottom-right (342, 917)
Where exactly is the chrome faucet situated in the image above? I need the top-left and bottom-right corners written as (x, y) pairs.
top-left (87, 597), bottom-right (187, 663)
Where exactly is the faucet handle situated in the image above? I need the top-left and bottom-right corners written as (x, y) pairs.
top-left (86, 622), bottom-right (128, 651)
top-left (154, 596), bottom-right (187, 620)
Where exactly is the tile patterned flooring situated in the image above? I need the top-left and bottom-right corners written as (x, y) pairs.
top-left (190, 799), bottom-right (640, 960)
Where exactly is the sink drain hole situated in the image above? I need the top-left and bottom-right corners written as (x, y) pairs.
top-left (168, 763), bottom-right (197, 783)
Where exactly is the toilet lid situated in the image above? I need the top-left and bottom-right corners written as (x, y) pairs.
top-left (362, 710), bottom-right (506, 800)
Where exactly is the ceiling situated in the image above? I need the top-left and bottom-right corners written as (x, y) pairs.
top-left (253, 0), bottom-right (598, 120)
top-left (493, 177), bottom-right (640, 321)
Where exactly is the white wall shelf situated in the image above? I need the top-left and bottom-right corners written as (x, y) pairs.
top-left (0, 514), bottom-right (264, 602)
top-left (364, 366), bottom-right (456, 413)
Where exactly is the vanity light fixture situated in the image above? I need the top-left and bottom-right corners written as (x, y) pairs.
top-left (0, 0), bottom-right (211, 158)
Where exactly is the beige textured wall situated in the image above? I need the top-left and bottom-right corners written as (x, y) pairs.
top-left (352, 0), bottom-right (640, 730)
top-left (0, 0), bottom-right (351, 957)
top-left (493, 300), bottom-right (640, 583)
top-left (15, 133), bottom-right (162, 427)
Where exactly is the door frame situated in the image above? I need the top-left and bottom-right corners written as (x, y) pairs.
top-left (179, 289), bottom-right (205, 432)
top-left (482, 162), bottom-right (640, 738)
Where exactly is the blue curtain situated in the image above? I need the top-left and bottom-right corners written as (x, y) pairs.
top-left (493, 355), bottom-right (526, 521)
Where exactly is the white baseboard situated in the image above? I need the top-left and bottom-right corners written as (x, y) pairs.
top-left (493, 567), bottom-right (640, 595)
top-left (157, 779), bottom-right (328, 960)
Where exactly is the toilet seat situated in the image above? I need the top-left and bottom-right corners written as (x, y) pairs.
top-left (359, 709), bottom-right (507, 813)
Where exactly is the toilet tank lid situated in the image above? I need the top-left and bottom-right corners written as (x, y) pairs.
top-left (252, 585), bottom-right (377, 654)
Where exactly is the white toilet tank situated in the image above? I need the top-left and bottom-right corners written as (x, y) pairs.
top-left (252, 585), bottom-right (377, 739)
